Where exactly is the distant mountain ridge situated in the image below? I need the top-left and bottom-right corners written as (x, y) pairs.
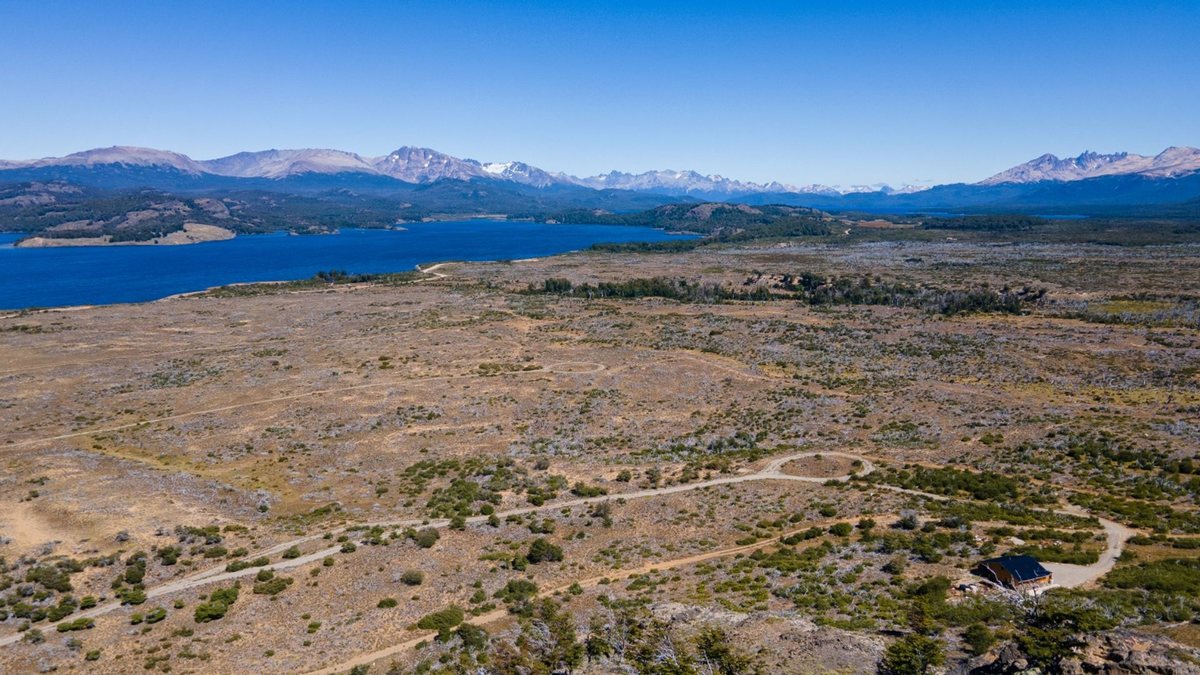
top-left (1, 144), bottom-right (1198, 213)
top-left (980, 147), bottom-right (1200, 185)
top-left (201, 149), bottom-right (378, 179)
top-left (0, 145), bottom-right (912, 197)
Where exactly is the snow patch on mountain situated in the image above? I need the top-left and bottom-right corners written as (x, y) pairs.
top-left (201, 149), bottom-right (378, 178)
top-left (479, 161), bottom-right (560, 188)
top-left (16, 146), bottom-right (211, 174)
top-left (371, 147), bottom-right (487, 182)
top-left (980, 147), bottom-right (1200, 185)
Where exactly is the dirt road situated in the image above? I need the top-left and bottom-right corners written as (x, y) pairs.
top-left (0, 451), bottom-right (1132, 656)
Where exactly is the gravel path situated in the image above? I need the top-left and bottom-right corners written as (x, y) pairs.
top-left (0, 451), bottom-right (1132, 656)
top-left (1042, 505), bottom-right (1135, 589)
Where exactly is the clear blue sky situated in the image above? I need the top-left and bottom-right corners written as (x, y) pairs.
top-left (1, 0), bottom-right (1196, 186)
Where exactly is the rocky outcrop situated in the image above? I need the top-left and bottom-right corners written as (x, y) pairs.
top-left (968, 631), bottom-right (1200, 675)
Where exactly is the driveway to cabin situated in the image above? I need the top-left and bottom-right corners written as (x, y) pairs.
top-left (1041, 505), bottom-right (1135, 588)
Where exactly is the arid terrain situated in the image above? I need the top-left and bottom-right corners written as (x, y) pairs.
top-left (2, 237), bottom-right (1199, 674)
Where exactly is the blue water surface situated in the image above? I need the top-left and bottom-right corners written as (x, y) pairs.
top-left (0, 222), bottom-right (694, 309)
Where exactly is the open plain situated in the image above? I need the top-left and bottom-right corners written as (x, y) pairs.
top-left (2, 237), bottom-right (1200, 674)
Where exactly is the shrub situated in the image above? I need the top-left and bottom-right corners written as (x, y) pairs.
top-left (47, 598), bottom-right (78, 621)
top-left (880, 634), bottom-right (945, 674)
top-left (494, 579), bottom-right (539, 606)
top-left (412, 528), bottom-right (440, 549)
top-left (527, 538), bottom-right (564, 564)
top-left (225, 557), bottom-right (269, 572)
top-left (281, 546), bottom-right (301, 559)
top-left (400, 570), bottom-right (424, 586)
top-left (456, 622), bottom-right (488, 650)
top-left (416, 606), bottom-right (465, 632)
top-left (56, 617), bottom-right (94, 632)
top-left (26, 565), bottom-right (73, 593)
top-left (202, 546), bottom-right (228, 559)
top-left (118, 586), bottom-right (147, 605)
top-left (194, 601), bottom-right (229, 623)
top-left (194, 585), bottom-right (239, 623)
top-left (963, 623), bottom-right (995, 656)
top-left (1104, 558), bottom-right (1200, 593)
top-left (253, 577), bottom-right (293, 596)
top-left (830, 522), bottom-right (853, 537)
top-left (378, 597), bottom-right (399, 608)
top-left (211, 586), bottom-right (239, 605)
top-left (144, 607), bottom-right (168, 624)
top-left (571, 482), bottom-right (607, 497)
top-left (156, 546), bottom-right (181, 565)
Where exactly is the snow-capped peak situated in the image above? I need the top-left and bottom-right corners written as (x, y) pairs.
top-left (979, 147), bottom-right (1200, 184)
top-left (479, 160), bottom-right (561, 188)
top-left (371, 147), bottom-right (488, 182)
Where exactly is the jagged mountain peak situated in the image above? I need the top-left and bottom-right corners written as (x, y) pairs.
top-left (372, 146), bottom-right (487, 182)
top-left (980, 147), bottom-right (1200, 184)
top-left (479, 160), bottom-right (561, 188)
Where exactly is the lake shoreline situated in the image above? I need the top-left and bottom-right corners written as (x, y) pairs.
top-left (0, 223), bottom-right (696, 310)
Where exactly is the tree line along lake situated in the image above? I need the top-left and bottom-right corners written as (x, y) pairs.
top-left (0, 221), bottom-right (696, 309)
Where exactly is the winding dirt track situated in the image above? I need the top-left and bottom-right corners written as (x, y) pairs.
top-left (0, 449), bottom-right (1132, 668)
top-left (0, 452), bottom-right (864, 649)
top-left (303, 453), bottom-right (1130, 675)
top-left (1042, 505), bottom-right (1133, 589)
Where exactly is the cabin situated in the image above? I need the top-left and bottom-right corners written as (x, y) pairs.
top-left (975, 555), bottom-right (1052, 591)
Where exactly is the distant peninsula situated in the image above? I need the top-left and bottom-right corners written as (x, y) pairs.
top-left (16, 223), bottom-right (235, 248)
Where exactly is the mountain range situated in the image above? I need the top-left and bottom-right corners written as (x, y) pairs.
top-left (0, 145), bottom-right (843, 197)
top-left (979, 147), bottom-right (1200, 185)
top-left (1, 145), bottom-right (1198, 214)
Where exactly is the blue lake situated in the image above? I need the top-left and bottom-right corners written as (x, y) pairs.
top-left (0, 222), bottom-right (695, 309)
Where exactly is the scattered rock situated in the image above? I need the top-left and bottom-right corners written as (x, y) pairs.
top-left (969, 631), bottom-right (1200, 675)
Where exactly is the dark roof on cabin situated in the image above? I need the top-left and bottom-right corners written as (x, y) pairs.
top-left (980, 555), bottom-right (1051, 582)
